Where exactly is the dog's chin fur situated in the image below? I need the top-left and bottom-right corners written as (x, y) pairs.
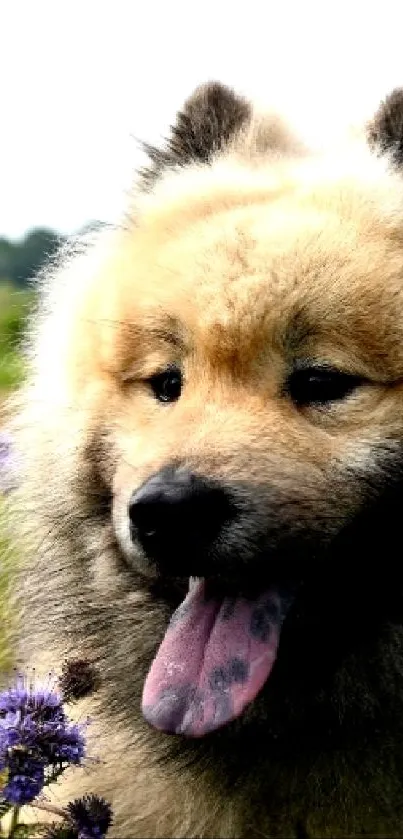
top-left (8, 83), bottom-right (403, 837)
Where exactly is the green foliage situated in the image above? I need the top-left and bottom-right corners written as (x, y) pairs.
top-left (0, 284), bottom-right (34, 393)
top-left (0, 227), bottom-right (64, 289)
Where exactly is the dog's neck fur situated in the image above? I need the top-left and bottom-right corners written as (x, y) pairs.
top-left (11, 457), bottom-right (403, 837)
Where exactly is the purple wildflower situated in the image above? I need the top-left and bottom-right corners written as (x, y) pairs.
top-left (0, 432), bottom-right (11, 466)
top-left (67, 795), bottom-right (113, 839)
top-left (0, 674), bottom-right (64, 718)
top-left (0, 431), bottom-right (18, 494)
top-left (0, 675), bottom-right (87, 805)
top-left (2, 753), bottom-right (45, 805)
top-left (46, 721), bottom-right (86, 764)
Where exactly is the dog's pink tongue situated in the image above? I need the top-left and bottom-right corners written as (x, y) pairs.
top-left (142, 579), bottom-right (289, 737)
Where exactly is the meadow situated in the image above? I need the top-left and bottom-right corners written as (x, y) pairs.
top-left (0, 283), bottom-right (32, 397)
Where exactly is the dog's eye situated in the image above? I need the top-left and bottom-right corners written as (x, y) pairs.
top-left (148, 367), bottom-right (182, 403)
top-left (287, 366), bottom-right (363, 407)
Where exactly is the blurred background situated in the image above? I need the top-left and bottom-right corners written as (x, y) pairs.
top-left (1, 0), bottom-right (403, 405)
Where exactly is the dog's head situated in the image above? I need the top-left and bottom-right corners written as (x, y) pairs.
top-left (19, 84), bottom-right (403, 739)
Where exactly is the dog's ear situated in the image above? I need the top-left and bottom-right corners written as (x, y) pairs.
top-left (139, 81), bottom-right (251, 189)
top-left (368, 88), bottom-right (403, 166)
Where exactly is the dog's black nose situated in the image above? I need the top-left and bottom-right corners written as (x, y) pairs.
top-left (129, 467), bottom-right (232, 573)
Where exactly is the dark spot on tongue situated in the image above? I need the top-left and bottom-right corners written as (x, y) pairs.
top-left (210, 666), bottom-right (231, 692)
top-left (143, 685), bottom-right (205, 732)
top-left (209, 658), bottom-right (250, 692)
top-left (141, 578), bottom-right (293, 737)
top-left (250, 606), bottom-right (274, 642)
top-left (229, 657), bottom-right (249, 684)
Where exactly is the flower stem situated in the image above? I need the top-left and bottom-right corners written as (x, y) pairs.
top-left (30, 800), bottom-right (67, 818)
top-left (8, 805), bottom-right (19, 838)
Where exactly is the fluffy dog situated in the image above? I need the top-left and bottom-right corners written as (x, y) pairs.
top-left (9, 83), bottom-right (403, 837)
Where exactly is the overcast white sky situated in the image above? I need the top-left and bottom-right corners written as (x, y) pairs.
top-left (1, 1), bottom-right (403, 240)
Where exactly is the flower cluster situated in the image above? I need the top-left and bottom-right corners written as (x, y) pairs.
top-left (44, 795), bottom-right (113, 839)
top-left (68, 794), bottom-right (113, 839)
top-left (0, 668), bottom-right (112, 837)
top-left (0, 674), bottom-right (86, 805)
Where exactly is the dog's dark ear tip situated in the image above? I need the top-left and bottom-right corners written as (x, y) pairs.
top-left (368, 87), bottom-right (403, 165)
top-left (138, 80), bottom-right (251, 190)
top-left (179, 80), bottom-right (251, 156)
top-left (183, 80), bottom-right (250, 123)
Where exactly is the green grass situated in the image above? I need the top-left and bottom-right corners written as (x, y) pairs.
top-left (0, 282), bottom-right (33, 395)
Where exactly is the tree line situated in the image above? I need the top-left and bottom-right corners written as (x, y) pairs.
top-left (0, 228), bottom-right (65, 288)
